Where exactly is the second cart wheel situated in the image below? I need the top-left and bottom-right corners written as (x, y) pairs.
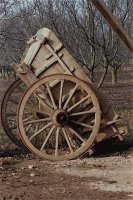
top-left (17, 74), bottom-right (101, 160)
top-left (1, 79), bottom-right (27, 148)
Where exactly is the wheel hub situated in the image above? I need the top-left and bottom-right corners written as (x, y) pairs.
top-left (56, 112), bottom-right (69, 125)
top-left (52, 109), bottom-right (69, 126)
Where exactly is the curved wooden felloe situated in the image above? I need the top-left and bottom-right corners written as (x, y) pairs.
top-left (1, 79), bottom-right (27, 148)
top-left (17, 74), bottom-right (101, 160)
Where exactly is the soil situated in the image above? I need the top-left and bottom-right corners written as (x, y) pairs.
top-left (0, 154), bottom-right (133, 200)
top-left (0, 78), bottom-right (133, 200)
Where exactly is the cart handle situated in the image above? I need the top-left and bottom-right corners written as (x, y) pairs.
top-left (90, 0), bottom-right (133, 54)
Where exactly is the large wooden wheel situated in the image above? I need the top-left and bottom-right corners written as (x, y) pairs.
top-left (17, 74), bottom-right (101, 160)
top-left (1, 79), bottom-right (27, 148)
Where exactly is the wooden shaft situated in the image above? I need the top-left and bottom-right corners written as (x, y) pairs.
top-left (90, 0), bottom-right (133, 53)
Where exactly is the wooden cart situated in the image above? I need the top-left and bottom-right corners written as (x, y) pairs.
top-left (1, 0), bottom-right (132, 161)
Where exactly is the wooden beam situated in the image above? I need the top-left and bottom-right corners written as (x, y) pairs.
top-left (90, 0), bottom-right (133, 53)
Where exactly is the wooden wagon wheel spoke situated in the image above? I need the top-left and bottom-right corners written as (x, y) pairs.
top-left (27, 98), bottom-right (34, 105)
top-left (8, 98), bottom-right (19, 104)
top-left (40, 125), bottom-right (55, 150)
top-left (62, 128), bottom-right (73, 153)
top-left (59, 80), bottom-right (64, 108)
top-left (35, 93), bottom-right (53, 113)
top-left (17, 74), bottom-right (101, 161)
top-left (29, 122), bottom-right (53, 141)
top-left (25, 105), bottom-right (50, 116)
top-left (23, 116), bottom-right (33, 123)
top-left (46, 83), bottom-right (57, 109)
top-left (24, 117), bottom-right (51, 126)
top-left (10, 125), bottom-right (17, 130)
top-left (63, 84), bottom-right (78, 110)
top-left (67, 95), bottom-right (90, 112)
top-left (15, 85), bottom-right (23, 92)
top-left (78, 112), bottom-right (95, 124)
top-left (68, 127), bottom-right (87, 144)
top-left (5, 113), bottom-right (17, 117)
top-left (69, 107), bottom-right (95, 117)
top-left (7, 118), bottom-right (16, 122)
top-left (70, 120), bottom-right (93, 130)
top-left (55, 127), bottom-right (60, 156)
top-left (26, 124), bottom-right (32, 133)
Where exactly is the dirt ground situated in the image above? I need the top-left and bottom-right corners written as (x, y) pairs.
top-left (0, 154), bottom-right (133, 200)
top-left (0, 78), bottom-right (133, 200)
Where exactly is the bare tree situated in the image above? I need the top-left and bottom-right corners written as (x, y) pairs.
top-left (0, 0), bottom-right (132, 85)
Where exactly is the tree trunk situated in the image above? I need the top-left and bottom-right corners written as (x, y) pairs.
top-left (90, 69), bottom-right (94, 82)
top-left (86, 0), bottom-right (95, 81)
top-left (111, 68), bottom-right (117, 85)
top-left (1, 68), bottom-right (4, 79)
top-left (97, 56), bottom-right (108, 89)
top-left (97, 65), bottom-right (108, 88)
